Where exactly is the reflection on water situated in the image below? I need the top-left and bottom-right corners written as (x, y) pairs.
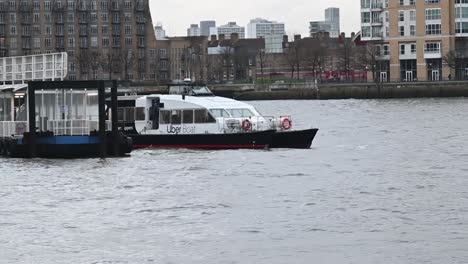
top-left (1, 98), bottom-right (468, 264)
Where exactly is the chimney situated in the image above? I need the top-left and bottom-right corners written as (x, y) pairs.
top-left (211, 34), bottom-right (217, 41)
top-left (231, 33), bottom-right (239, 41)
top-left (283, 35), bottom-right (288, 44)
top-left (219, 34), bottom-right (225, 41)
top-left (294, 34), bottom-right (301, 42)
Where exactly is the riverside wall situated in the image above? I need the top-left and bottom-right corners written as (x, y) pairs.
top-left (121, 82), bottom-right (468, 100)
top-left (212, 82), bottom-right (468, 100)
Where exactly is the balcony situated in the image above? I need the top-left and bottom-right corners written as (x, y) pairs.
top-left (370, 3), bottom-right (383, 11)
top-left (371, 18), bottom-right (383, 26)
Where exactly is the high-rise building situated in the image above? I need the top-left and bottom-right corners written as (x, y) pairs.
top-left (247, 18), bottom-right (285, 53)
top-left (155, 22), bottom-right (167, 40)
top-left (187, 24), bottom-right (201, 37)
top-left (360, 0), bottom-right (459, 82)
top-left (210, 22), bottom-right (245, 39)
top-left (200, 20), bottom-right (216, 37)
top-left (325, 7), bottom-right (340, 38)
top-left (0, 0), bottom-right (158, 81)
top-left (309, 21), bottom-right (332, 35)
top-left (309, 7), bottom-right (340, 38)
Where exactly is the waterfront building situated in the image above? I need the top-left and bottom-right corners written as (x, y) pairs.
top-left (200, 20), bottom-right (216, 37)
top-left (187, 24), bottom-right (201, 37)
top-left (247, 18), bottom-right (285, 53)
top-left (0, 0), bottom-right (158, 81)
top-left (310, 7), bottom-right (340, 38)
top-left (210, 22), bottom-right (245, 39)
top-left (155, 22), bottom-right (167, 40)
top-left (309, 21), bottom-right (333, 36)
top-left (325, 7), bottom-right (340, 38)
top-left (155, 36), bottom-right (208, 83)
top-left (360, 0), bottom-right (464, 81)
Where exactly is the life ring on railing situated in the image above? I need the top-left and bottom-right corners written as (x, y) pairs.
top-left (281, 118), bottom-right (292, 130)
top-left (242, 119), bottom-right (252, 132)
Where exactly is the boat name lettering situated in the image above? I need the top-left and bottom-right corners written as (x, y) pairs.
top-left (166, 125), bottom-right (196, 134)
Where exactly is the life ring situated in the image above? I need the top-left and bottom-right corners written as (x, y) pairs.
top-left (281, 118), bottom-right (292, 130)
top-left (241, 119), bottom-right (252, 131)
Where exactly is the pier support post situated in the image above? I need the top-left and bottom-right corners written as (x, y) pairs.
top-left (27, 85), bottom-right (37, 158)
top-left (98, 81), bottom-right (107, 158)
top-left (111, 80), bottom-right (119, 157)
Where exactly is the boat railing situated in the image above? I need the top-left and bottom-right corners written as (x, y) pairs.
top-left (48, 119), bottom-right (112, 136)
top-left (218, 115), bottom-right (295, 133)
top-left (0, 121), bottom-right (29, 137)
top-left (218, 116), bottom-right (277, 133)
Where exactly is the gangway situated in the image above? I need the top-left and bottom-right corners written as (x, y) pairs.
top-left (0, 52), bottom-right (68, 84)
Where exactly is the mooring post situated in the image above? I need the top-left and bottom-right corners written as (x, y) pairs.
top-left (98, 81), bottom-right (107, 158)
top-left (111, 80), bottom-right (119, 157)
top-left (27, 84), bottom-right (37, 158)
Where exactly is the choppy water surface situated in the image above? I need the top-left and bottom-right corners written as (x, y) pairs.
top-left (1, 98), bottom-right (468, 264)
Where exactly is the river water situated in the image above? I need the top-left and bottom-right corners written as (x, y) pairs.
top-left (1, 99), bottom-right (468, 264)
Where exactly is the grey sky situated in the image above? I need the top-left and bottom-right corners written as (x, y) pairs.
top-left (150, 0), bottom-right (361, 37)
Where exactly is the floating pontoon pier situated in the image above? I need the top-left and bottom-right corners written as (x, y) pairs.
top-left (0, 53), bottom-right (132, 158)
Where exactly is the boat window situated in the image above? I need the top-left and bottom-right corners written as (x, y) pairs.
top-left (183, 110), bottom-right (194, 124)
top-left (195, 109), bottom-right (216, 123)
top-left (160, 110), bottom-right (171, 124)
top-left (210, 109), bottom-right (231, 118)
top-left (227, 109), bottom-right (254, 118)
top-left (125, 107), bottom-right (135, 121)
top-left (117, 107), bottom-right (137, 121)
top-left (117, 108), bottom-right (124, 121)
top-left (171, 110), bottom-right (182, 125)
top-left (135, 107), bottom-right (145, 121)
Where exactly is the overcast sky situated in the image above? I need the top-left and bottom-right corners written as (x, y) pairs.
top-left (150, 0), bottom-right (361, 37)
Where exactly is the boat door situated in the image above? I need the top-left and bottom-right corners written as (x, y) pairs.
top-left (380, 72), bottom-right (388, 82)
top-left (405, 71), bottom-right (413, 82)
top-left (150, 97), bottom-right (161, 130)
top-left (431, 70), bottom-right (440, 81)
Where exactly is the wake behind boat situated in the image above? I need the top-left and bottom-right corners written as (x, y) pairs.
top-left (114, 80), bottom-right (318, 150)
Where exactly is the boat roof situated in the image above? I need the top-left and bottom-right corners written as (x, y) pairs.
top-left (139, 94), bottom-right (255, 110)
top-left (0, 84), bottom-right (28, 92)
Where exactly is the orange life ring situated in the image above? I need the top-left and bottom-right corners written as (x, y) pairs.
top-left (242, 119), bottom-right (252, 131)
top-left (281, 118), bottom-right (292, 130)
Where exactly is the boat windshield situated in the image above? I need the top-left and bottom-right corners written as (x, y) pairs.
top-left (226, 109), bottom-right (255, 118)
top-left (191, 86), bottom-right (214, 96)
top-left (210, 109), bottom-right (231, 118)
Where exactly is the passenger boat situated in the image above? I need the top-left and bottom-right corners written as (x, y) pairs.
top-left (116, 80), bottom-right (318, 149)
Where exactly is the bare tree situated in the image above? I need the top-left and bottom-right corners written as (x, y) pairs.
top-left (76, 49), bottom-right (93, 80)
top-left (256, 48), bottom-right (268, 80)
top-left (220, 46), bottom-right (234, 81)
top-left (338, 37), bottom-right (355, 81)
top-left (442, 50), bottom-right (458, 71)
top-left (358, 43), bottom-right (380, 82)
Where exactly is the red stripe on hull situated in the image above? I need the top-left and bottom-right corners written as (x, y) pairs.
top-left (134, 144), bottom-right (268, 149)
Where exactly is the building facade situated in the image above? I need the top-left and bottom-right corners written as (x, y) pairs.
top-left (310, 7), bottom-right (340, 38)
top-left (360, 0), bottom-right (461, 82)
top-left (187, 24), bottom-right (201, 37)
top-left (309, 21), bottom-right (333, 36)
top-left (200, 20), bottom-right (215, 37)
top-left (0, 0), bottom-right (158, 81)
top-left (210, 22), bottom-right (245, 39)
top-left (247, 18), bottom-right (285, 53)
top-left (325, 7), bottom-right (340, 38)
top-left (155, 23), bottom-right (167, 40)
top-left (155, 36), bottom-right (208, 83)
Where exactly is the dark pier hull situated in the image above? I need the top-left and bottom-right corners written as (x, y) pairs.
top-left (0, 134), bottom-right (132, 158)
top-left (270, 129), bottom-right (319, 149)
top-left (130, 130), bottom-right (275, 150)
